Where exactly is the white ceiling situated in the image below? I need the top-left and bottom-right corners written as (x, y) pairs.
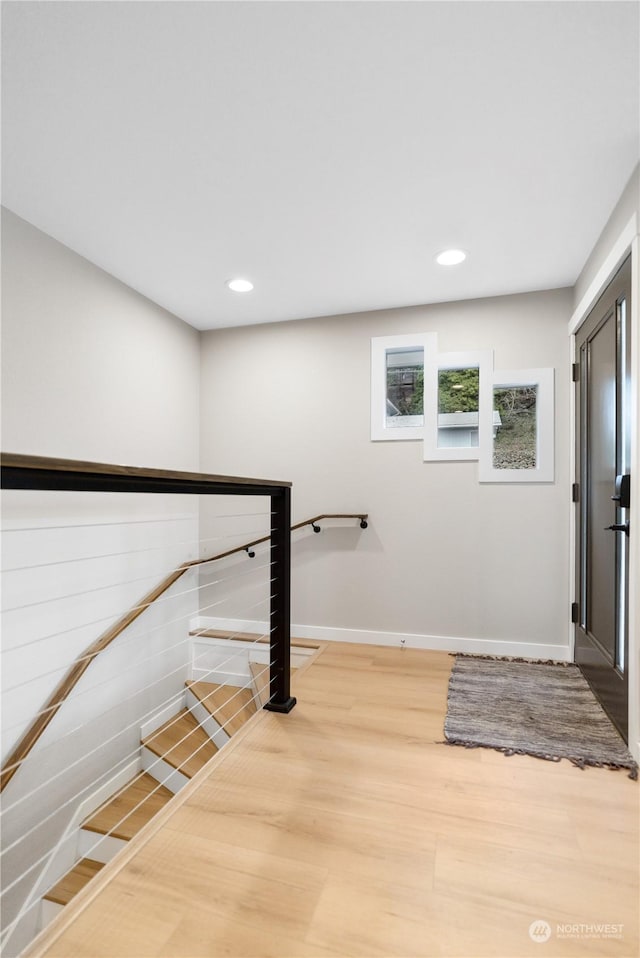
top-left (2, 1), bottom-right (639, 331)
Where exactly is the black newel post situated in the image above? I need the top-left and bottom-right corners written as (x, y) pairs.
top-left (264, 486), bottom-right (296, 713)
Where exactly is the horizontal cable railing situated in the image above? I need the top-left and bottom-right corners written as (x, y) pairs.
top-left (1, 480), bottom-right (367, 791)
top-left (0, 452), bottom-right (368, 955)
top-left (1, 456), bottom-right (290, 794)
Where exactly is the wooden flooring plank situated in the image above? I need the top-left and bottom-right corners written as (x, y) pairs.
top-left (166, 791), bottom-right (437, 888)
top-left (433, 832), bottom-right (638, 922)
top-left (156, 908), bottom-right (343, 958)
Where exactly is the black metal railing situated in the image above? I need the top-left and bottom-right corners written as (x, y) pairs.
top-left (0, 452), bottom-right (297, 790)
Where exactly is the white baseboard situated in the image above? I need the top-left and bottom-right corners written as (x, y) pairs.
top-left (194, 616), bottom-right (571, 662)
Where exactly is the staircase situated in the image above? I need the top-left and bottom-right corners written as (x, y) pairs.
top-left (40, 678), bottom-right (260, 925)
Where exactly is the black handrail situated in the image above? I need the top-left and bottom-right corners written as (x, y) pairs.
top-left (224, 513), bottom-right (369, 563)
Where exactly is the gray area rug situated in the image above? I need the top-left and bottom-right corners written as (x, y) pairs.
top-left (444, 654), bottom-right (637, 779)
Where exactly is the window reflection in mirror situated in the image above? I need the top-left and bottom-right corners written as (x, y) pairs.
top-left (437, 367), bottom-right (480, 448)
top-left (492, 385), bottom-right (538, 469)
top-left (386, 348), bottom-right (424, 427)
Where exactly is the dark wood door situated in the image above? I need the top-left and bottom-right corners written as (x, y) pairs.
top-left (575, 256), bottom-right (631, 741)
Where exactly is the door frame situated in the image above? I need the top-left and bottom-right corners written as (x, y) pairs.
top-left (568, 213), bottom-right (640, 760)
top-left (574, 257), bottom-right (630, 738)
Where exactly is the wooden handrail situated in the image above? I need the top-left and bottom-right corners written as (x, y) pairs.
top-left (0, 511), bottom-right (368, 791)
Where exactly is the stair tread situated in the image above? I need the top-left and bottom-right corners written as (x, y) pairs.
top-left (187, 682), bottom-right (257, 736)
top-left (82, 772), bottom-right (173, 841)
top-left (43, 859), bottom-right (104, 906)
top-left (141, 708), bottom-right (218, 778)
top-left (189, 628), bottom-right (320, 649)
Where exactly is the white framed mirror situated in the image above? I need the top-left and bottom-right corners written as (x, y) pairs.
top-left (423, 350), bottom-right (493, 461)
top-left (370, 332), bottom-right (437, 441)
top-left (479, 367), bottom-right (555, 482)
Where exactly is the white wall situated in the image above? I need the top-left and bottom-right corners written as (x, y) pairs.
top-left (1, 208), bottom-right (200, 468)
top-left (571, 163), bottom-right (640, 761)
top-left (573, 164), bottom-right (639, 311)
top-left (200, 287), bottom-right (572, 657)
top-left (0, 209), bottom-right (201, 951)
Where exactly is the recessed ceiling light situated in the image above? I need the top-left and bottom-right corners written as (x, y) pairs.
top-left (226, 278), bottom-right (254, 293)
top-left (436, 249), bottom-right (467, 266)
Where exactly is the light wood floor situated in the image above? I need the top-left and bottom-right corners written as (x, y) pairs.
top-left (32, 645), bottom-right (638, 958)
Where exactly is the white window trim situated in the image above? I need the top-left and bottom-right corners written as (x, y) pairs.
top-left (370, 332), bottom-right (437, 441)
top-left (479, 367), bottom-right (555, 483)
top-left (423, 349), bottom-right (494, 462)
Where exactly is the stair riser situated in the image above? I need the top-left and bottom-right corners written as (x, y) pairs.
top-left (249, 661), bottom-right (269, 707)
top-left (40, 899), bottom-right (63, 928)
top-left (141, 748), bottom-right (189, 794)
top-left (185, 692), bottom-right (231, 748)
top-left (77, 830), bottom-right (127, 865)
top-left (191, 666), bottom-right (253, 686)
top-left (140, 696), bottom-right (186, 740)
